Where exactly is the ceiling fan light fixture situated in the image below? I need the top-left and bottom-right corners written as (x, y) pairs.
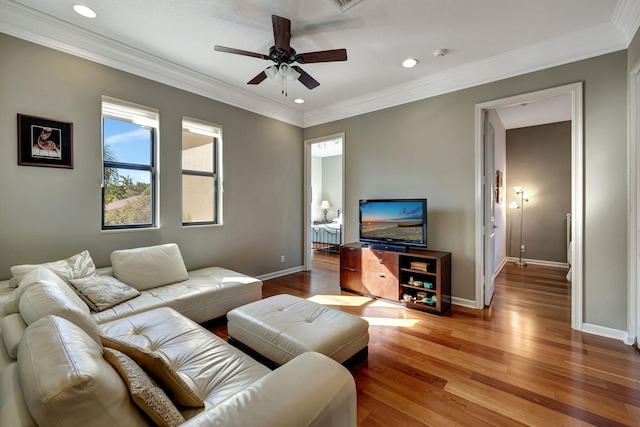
top-left (265, 65), bottom-right (279, 79)
top-left (402, 57), bottom-right (418, 68)
top-left (279, 63), bottom-right (292, 77)
top-left (289, 67), bottom-right (301, 81)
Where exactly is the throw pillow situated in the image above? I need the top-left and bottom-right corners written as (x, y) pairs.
top-left (100, 335), bottom-right (204, 408)
top-left (69, 276), bottom-right (141, 312)
top-left (9, 250), bottom-right (97, 288)
top-left (19, 280), bottom-right (102, 345)
top-left (110, 243), bottom-right (189, 291)
top-left (103, 348), bottom-right (185, 427)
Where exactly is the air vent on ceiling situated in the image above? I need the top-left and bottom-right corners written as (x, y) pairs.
top-left (330, 0), bottom-right (365, 12)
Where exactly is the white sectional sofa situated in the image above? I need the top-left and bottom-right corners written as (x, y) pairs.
top-left (0, 244), bottom-right (357, 427)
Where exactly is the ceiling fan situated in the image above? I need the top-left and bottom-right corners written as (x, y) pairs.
top-left (214, 15), bottom-right (347, 94)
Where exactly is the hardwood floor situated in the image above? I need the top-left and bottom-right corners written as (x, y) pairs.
top-left (208, 252), bottom-right (640, 426)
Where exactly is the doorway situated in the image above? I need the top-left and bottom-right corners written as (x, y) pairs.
top-left (304, 133), bottom-right (345, 271)
top-left (475, 82), bottom-right (584, 330)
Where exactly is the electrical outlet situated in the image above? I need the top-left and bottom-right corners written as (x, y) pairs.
top-left (520, 245), bottom-right (525, 253)
top-left (280, 255), bottom-right (285, 263)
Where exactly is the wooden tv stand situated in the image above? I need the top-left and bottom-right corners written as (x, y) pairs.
top-left (339, 242), bottom-right (451, 315)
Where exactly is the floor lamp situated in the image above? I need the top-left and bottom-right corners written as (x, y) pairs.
top-left (509, 186), bottom-right (529, 267)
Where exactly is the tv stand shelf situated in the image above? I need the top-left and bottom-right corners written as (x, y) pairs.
top-left (340, 242), bottom-right (451, 315)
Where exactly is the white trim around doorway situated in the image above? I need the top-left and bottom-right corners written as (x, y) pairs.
top-left (474, 82), bottom-right (584, 331)
top-left (303, 133), bottom-right (346, 271)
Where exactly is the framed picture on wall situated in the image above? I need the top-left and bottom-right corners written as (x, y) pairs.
top-left (495, 170), bottom-right (503, 203)
top-left (17, 114), bottom-right (73, 169)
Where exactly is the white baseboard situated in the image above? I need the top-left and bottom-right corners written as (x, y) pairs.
top-left (581, 323), bottom-right (629, 342)
top-left (493, 257), bottom-right (509, 280)
top-left (506, 257), bottom-right (569, 269)
top-left (257, 266), bottom-right (305, 281)
top-left (451, 297), bottom-right (477, 309)
top-left (623, 332), bottom-right (637, 346)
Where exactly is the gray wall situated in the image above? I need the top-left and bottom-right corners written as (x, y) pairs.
top-left (0, 34), bottom-right (303, 278)
top-left (304, 51), bottom-right (628, 330)
top-left (505, 122), bottom-right (571, 263)
top-left (322, 155), bottom-right (342, 221)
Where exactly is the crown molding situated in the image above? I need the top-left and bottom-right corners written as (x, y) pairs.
top-left (303, 22), bottom-right (627, 127)
top-left (0, 0), bottom-right (636, 129)
top-left (612, 0), bottom-right (640, 43)
top-left (0, 0), bottom-right (303, 127)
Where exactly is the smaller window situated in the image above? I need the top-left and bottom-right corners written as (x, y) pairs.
top-left (182, 118), bottom-right (222, 226)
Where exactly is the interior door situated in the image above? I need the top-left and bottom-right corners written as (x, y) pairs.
top-left (483, 111), bottom-right (496, 306)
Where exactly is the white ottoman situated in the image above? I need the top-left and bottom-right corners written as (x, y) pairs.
top-left (227, 294), bottom-right (369, 367)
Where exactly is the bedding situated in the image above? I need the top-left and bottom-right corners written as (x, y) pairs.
top-left (312, 222), bottom-right (342, 252)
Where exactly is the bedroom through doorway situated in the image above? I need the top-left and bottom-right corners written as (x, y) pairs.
top-left (304, 134), bottom-right (345, 272)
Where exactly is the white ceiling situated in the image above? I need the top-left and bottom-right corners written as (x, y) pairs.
top-left (495, 94), bottom-right (572, 130)
top-left (1, 0), bottom-right (638, 127)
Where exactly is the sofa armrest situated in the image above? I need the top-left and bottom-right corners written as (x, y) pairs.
top-left (181, 352), bottom-right (356, 427)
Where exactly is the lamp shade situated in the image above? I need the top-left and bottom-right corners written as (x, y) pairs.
top-left (320, 200), bottom-right (331, 210)
top-left (265, 65), bottom-right (279, 79)
top-left (509, 201), bottom-right (519, 209)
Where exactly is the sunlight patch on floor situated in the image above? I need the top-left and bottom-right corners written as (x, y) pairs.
top-left (306, 294), bottom-right (373, 307)
top-left (368, 299), bottom-right (403, 308)
top-left (361, 317), bottom-right (419, 327)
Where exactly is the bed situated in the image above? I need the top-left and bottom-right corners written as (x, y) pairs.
top-left (312, 220), bottom-right (342, 253)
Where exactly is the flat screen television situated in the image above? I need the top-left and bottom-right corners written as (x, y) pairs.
top-left (359, 199), bottom-right (427, 249)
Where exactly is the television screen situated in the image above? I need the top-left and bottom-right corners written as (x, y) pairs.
top-left (359, 199), bottom-right (427, 247)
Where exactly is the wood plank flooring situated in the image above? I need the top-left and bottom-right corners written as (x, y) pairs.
top-left (207, 252), bottom-right (640, 426)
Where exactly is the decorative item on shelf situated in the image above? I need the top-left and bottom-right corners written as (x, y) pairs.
top-left (402, 294), bottom-right (412, 302)
top-left (422, 295), bottom-right (437, 306)
top-left (424, 282), bottom-right (433, 289)
top-left (410, 261), bottom-right (428, 271)
top-left (413, 280), bottom-right (423, 287)
top-left (408, 276), bottom-right (414, 285)
top-left (416, 291), bottom-right (427, 300)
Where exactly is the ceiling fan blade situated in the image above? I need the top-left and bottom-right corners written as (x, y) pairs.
top-left (214, 45), bottom-right (268, 60)
top-left (272, 15), bottom-right (291, 53)
top-left (292, 66), bottom-right (320, 90)
top-left (295, 49), bottom-right (347, 64)
top-left (247, 71), bottom-right (268, 85)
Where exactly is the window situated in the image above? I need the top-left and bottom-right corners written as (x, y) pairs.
top-left (101, 97), bottom-right (158, 230)
top-left (182, 117), bottom-right (222, 226)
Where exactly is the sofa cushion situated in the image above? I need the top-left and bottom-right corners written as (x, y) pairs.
top-left (17, 315), bottom-right (151, 427)
top-left (15, 267), bottom-right (89, 310)
top-left (101, 335), bottom-right (204, 408)
top-left (111, 244), bottom-right (189, 291)
top-left (19, 280), bottom-right (101, 344)
top-left (9, 250), bottom-right (97, 288)
top-left (104, 348), bottom-right (185, 427)
top-left (0, 363), bottom-right (36, 427)
top-left (2, 288), bottom-right (19, 314)
top-left (69, 276), bottom-right (141, 312)
top-left (100, 307), bottom-right (271, 419)
top-left (91, 266), bottom-right (263, 324)
top-left (1, 314), bottom-right (27, 359)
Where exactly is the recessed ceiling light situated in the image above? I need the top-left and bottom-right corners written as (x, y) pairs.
top-left (73, 4), bottom-right (97, 18)
top-left (402, 58), bottom-right (418, 68)
top-left (294, 98), bottom-right (305, 104)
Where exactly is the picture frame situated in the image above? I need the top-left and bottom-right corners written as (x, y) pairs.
top-left (17, 114), bottom-right (73, 169)
top-left (495, 170), bottom-right (503, 203)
